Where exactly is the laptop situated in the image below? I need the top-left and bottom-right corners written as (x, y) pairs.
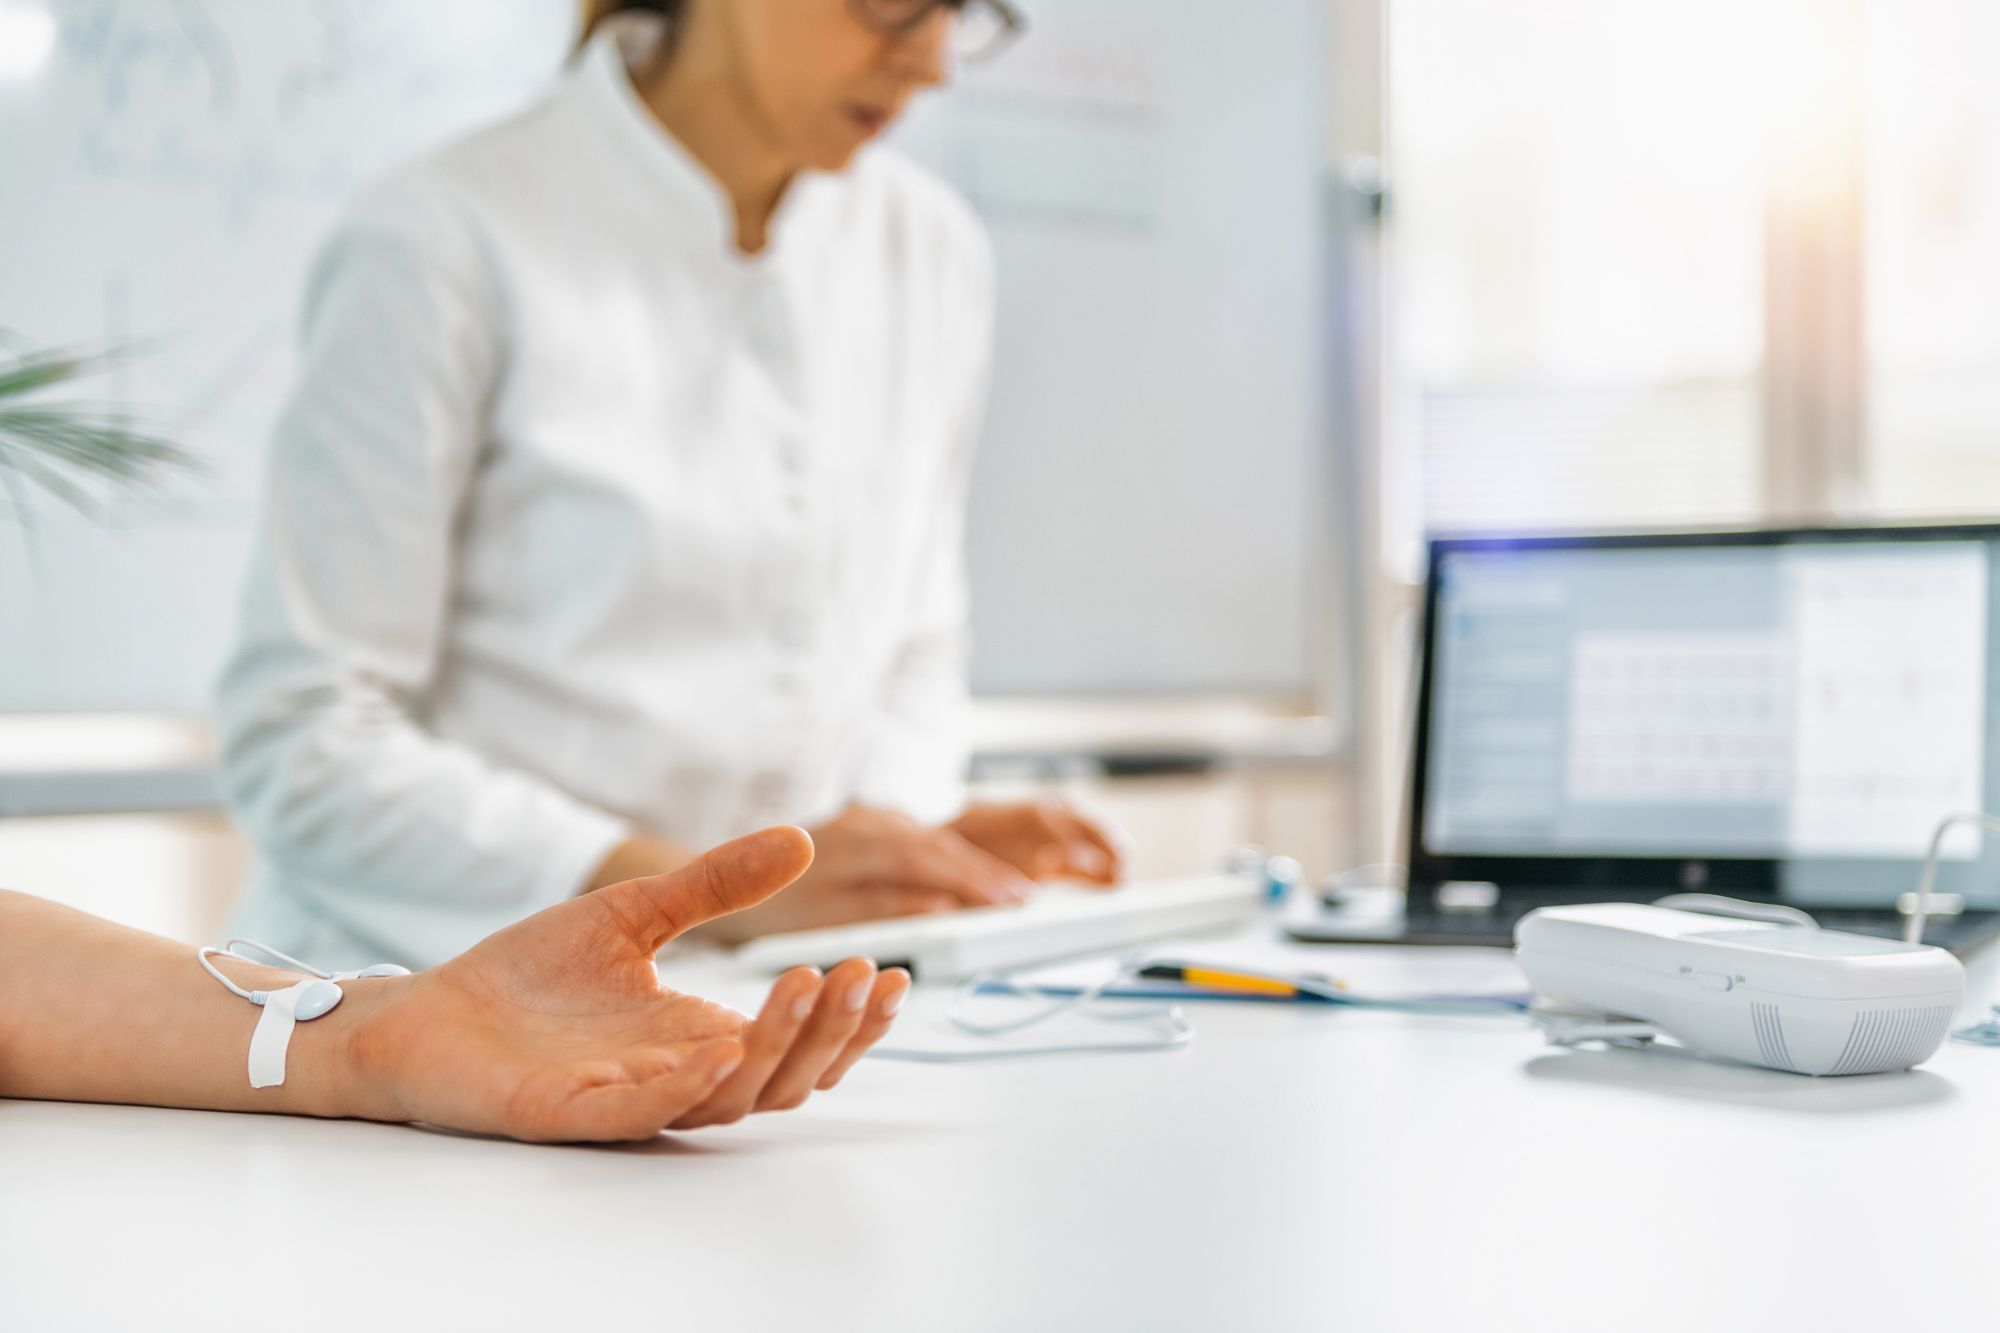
top-left (1290, 522), bottom-right (2000, 955)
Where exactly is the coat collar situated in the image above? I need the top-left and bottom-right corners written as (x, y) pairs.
top-left (570, 14), bottom-right (835, 270)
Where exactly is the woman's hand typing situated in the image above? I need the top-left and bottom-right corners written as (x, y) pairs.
top-left (947, 800), bottom-right (1125, 887)
top-left (592, 801), bottom-right (1127, 951)
top-left (690, 805), bottom-right (1034, 945)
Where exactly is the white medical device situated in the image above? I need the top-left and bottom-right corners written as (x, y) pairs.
top-left (1515, 903), bottom-right (1964, 1076)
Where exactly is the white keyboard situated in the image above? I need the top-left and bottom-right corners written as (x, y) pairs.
top-left (734, 874), bottom-right (1264, 981)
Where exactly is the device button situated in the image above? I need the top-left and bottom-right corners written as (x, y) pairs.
top-left (1695, 970), bottom-right (1732, 992)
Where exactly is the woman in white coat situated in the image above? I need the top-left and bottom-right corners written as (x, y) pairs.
top-left (216, 0), bottom-right (1120, 970)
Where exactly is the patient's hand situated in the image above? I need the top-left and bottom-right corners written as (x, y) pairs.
top-left (342, 826), bottom-right (910, 1141)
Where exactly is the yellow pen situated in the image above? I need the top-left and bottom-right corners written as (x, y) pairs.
top-left (1136, 963), bottom-right (1346, 1000)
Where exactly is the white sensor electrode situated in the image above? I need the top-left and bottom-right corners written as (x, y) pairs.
top-left (1516, 903), bottom-right (1964, 1076)
top-left (198, 940), bottom-right (410, 1088)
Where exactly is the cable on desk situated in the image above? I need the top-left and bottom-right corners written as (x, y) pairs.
top-left (866, 954), bottom-right (1195, 1062)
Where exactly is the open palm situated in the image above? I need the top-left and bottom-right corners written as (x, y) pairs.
top-left (343, 827), bottom-right (908, 1142)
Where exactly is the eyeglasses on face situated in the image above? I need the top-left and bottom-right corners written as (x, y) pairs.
top-left (849, 0), bottom-right (1029, 64)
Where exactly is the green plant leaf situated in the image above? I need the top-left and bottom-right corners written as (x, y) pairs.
top-left (0, 338), bottom-right (206, 522)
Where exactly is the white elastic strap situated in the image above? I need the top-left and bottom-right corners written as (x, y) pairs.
top-left (246, 980), bottom-right (316, 1089)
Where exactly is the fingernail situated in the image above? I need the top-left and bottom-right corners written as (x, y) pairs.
top-left (881, 985), bottom-right (907, 1017)
top-left (844, 978), bottom-right (871, 1012)
top-left (791, 990), bottom-right (815, 1021)
top-left (715, 1054), bottom-right (743, 1080)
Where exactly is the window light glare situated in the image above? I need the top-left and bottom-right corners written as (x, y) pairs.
top-left (0, 5), bottom-right (56, 80)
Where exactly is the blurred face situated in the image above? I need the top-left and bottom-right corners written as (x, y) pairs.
top-left (710, 0), bottom-right (951, 172)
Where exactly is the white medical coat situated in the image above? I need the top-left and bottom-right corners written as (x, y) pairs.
top-left (215, 20), bottom-right (993, 970)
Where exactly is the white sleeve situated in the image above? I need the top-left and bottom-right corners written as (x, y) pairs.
top-left (216, 185), bottom-right (628, 919)
top-left (849, 219), bottom-right (994, 825)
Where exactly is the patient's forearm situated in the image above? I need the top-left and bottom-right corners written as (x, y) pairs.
top-left (0, 890), bottom-right (402, 1120)
top-left (0, 829), bottom-right (905, 1141)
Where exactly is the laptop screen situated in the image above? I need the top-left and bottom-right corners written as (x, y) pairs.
top-left (1414, 527), bottom-right (2000, 906)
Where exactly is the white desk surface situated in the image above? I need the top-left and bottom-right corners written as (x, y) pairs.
top-left (6, 922), bottom-right (2000, 1333)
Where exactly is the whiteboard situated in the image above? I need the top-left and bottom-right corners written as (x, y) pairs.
top-left (0, 0), bottom-right (1326, 711)
top-left (0, 0), bottom-right (575, 712)
top-left (893, 0), bottom-right (1327, 696)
